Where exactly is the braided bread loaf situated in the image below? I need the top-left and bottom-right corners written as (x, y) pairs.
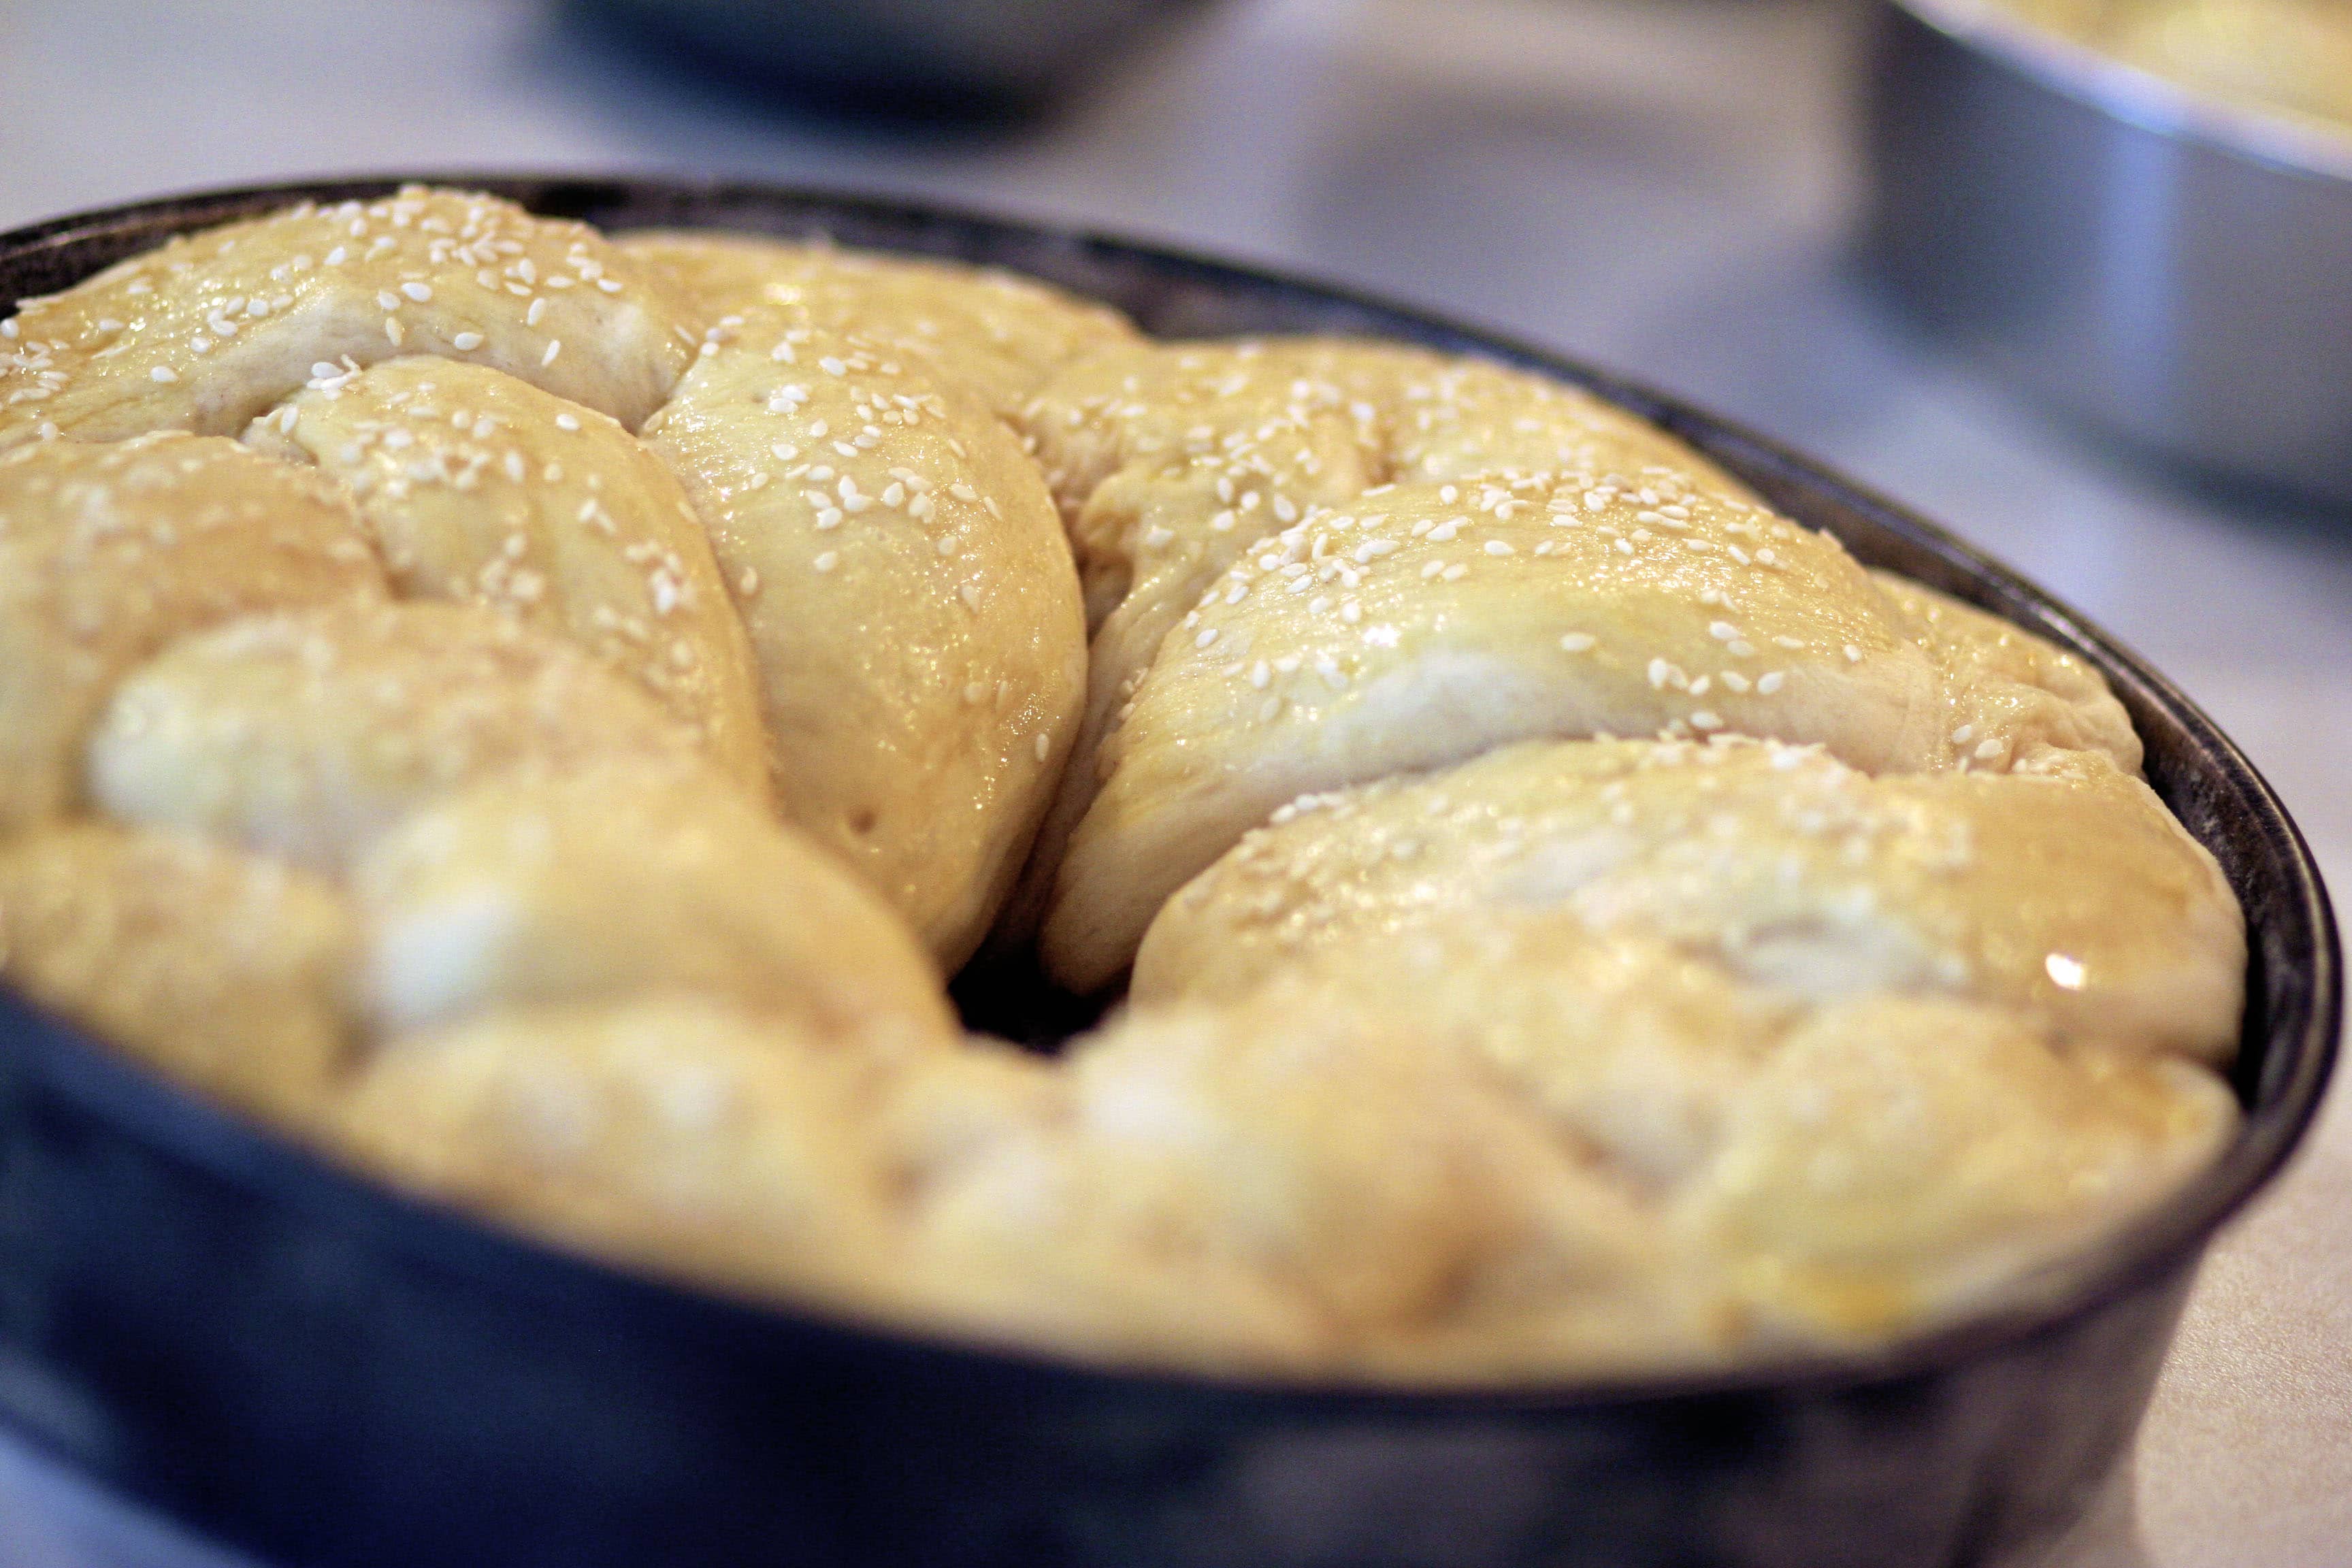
top-left (0, 189), bottom-right (2243, 1379)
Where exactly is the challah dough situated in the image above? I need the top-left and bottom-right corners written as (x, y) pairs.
top-left (620, 231), bottom-right (1140, 419)
top-left (87, 600), bottom-right (702, 870)
top-left (640, 304), bottom-right (1085, 966)
top-left (246, 356), bottom-right (769, 799)
top-left (0, 432), bottom-right (383, 830)
top-left (1045, 470), bottom-right (1944, 991)
top-left (354, 760), bottom-right (953, 1044)
top-left (880, 992), bottom-right (1709, 1377)
top-left (0, 186), bottom-right (692, 448)
top-left (340, 998), bottom-right (903, 1311)
top-left (1134, 736), bottom-right (2243, 1064)
top-left (0, 823), bottom-right (357, 1126)
top-left (0, 189), bottom-right (2248, 1386)
top-left (1002, 339), bottom-right (1774, 951)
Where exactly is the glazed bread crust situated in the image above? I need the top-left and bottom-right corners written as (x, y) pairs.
top-left (0, 191), bottom-right (2245, 1385)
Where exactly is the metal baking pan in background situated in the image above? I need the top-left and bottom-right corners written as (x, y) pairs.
top-left (1865, 0), bottom-right (2352, 510)
top-left (572, 0), bottom-right (1207, 116)
top-left (0, 175), bottom-right (2338, 1568)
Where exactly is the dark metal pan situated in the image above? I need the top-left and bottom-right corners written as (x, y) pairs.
top-left (0, 175), bottom-right (2336, 1568)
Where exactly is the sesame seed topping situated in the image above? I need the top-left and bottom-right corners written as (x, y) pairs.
top-left (452, 331), bottom-right (485, 350)
top-left (1560, 632), bottom-right (1596, 653)
top-left (542, 340), bottom-right (562, 367)
top-left (813, 551), bottom-right (839, 573)
top-left (149, 366), bottom-right (177, 382)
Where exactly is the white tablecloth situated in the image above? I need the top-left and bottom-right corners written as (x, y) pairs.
top-left (0, 1), bottom-right (2343, 1562)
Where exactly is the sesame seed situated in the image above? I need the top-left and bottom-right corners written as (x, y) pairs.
top-left (376, 291), bottom-right (401, 312)
top-left (1844, 644), bottom-right (1862, 662)
top-left (1034, 734), bottom-right (1051, 763)
top-left (402, 282), bottom-right (433, 303)
top-left (1690, 710), bottom-right (1723, 730)
top-left (1484, 540), bottom-right (1514, 557)
top-left (452, 331), bottom-right (485, 350)
top-left (1758, 671), bottom-right (1785, 693)
top-left (1560, 632), bottom-right (1596, 653)
top-left (542, 340), bottom-right (561, 367)
top-left (385, 317), bottom-right (404, 345)
top-left (813, 551), bottom-right (839, 572)
top-left (1196, 628), bottom-right (1220, 649)
top-left (149, 366), bottom-right (177, 382)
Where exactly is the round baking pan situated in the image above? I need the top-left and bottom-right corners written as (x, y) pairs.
top-left (0, 176), bottom-right (2336, 1568)
top-left (1865, 0), bottom-right (2352, 510)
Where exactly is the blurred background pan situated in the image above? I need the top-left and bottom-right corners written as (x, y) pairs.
top-left (572, 0), bottom-right (1211, 118)
top-left (1865, 0), bottom-right (2352, 510)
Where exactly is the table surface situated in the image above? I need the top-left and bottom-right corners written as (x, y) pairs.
top-left (0, 1), bottom-right (2344, 1564)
